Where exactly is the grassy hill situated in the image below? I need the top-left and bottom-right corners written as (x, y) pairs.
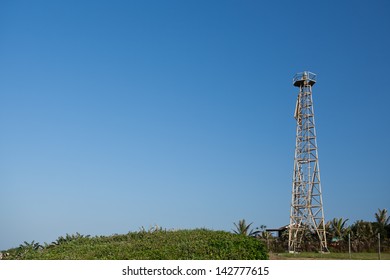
top-left (1, 229), bottom-right (268, 260)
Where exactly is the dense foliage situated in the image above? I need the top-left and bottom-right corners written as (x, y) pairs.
top-left (1, 229), bottom-right (268, 260)
top-left (258, 209), bottom-right (390, 253)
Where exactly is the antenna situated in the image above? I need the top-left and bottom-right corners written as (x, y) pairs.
top-left (288, 71), bottom-right (328, 253)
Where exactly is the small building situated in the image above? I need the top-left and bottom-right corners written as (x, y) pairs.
top-left (266, 225), bottom-right (289, 238)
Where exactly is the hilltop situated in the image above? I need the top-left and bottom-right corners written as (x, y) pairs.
top-left (1, 228), bottom-right (268, 260)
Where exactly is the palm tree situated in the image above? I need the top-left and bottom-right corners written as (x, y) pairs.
top-left (329, 218), bottom-right (349, 241)
top-left (18, 241), bottom-right (43, 252)
top-left (353, 220), bottom-right (374, 239)
top-left (374, 208), bottom-right (389, 238)
top-left (350, 220), bottom-right (375, 251)
top-left (233, 219), bottom-right (259, 237)
top-left (375, 208), bottom-right (389, 226)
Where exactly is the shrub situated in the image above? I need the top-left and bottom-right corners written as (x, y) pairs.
top-left (2, 229), bottom-right (268, 260)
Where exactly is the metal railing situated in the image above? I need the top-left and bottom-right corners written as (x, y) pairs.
top-left (293, 71), bottom-right (317, 85)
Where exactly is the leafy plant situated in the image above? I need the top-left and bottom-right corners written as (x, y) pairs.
top-left (374, 208), bottom-right (389, 238)
top-left (232, 219), bottom-right (260, 237)
top-left (2, 229), bottom-right (268, 260)
top-left (329, 218), bottom-right (349, 241)
top-left (19, 240), bottom-right (43, 251)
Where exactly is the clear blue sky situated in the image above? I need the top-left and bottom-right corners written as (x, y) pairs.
top-left (0, 0), bottom-right (389, 250)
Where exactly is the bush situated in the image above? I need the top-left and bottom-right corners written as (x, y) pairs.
top-left (2, 229), bottom-right (268, 260)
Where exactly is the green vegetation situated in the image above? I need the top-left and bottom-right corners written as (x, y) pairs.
top-left (2, 209), bottom-right (389, 260)
top-left (259, 208), bottom-right (390, 254)
top-left (271, 252), bottom-right (390, 260)
top-left (232, 219), bottom-right (260, 237)
top-left (1, 229), bottom-right (268, 260)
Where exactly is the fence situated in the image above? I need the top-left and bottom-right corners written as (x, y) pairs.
top-left (260, 232), bottom-right (390, 257)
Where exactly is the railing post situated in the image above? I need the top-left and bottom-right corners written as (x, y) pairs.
top-left (348, 233), bottom-right (351, 259)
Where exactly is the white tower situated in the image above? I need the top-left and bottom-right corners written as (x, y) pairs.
top-left (288, 71), bottom-right (328, 253)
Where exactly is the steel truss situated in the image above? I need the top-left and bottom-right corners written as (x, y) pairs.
top-left (288, 71), bottom-right (328, 253)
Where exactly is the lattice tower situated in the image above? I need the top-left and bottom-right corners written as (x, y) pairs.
top-left (288, 71), bottom-right (328, 253)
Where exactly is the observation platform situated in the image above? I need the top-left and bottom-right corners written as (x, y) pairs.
top-left (293, 71), bottom-right (316, 87)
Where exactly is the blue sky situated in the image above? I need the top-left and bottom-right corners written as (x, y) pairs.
top-left (0, 0), bottom-right (389, 250)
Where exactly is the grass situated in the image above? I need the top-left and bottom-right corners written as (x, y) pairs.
top-left (270, 252), bottom-right (390, 260)
top-left (1, 229), bottom-right (268, 260)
